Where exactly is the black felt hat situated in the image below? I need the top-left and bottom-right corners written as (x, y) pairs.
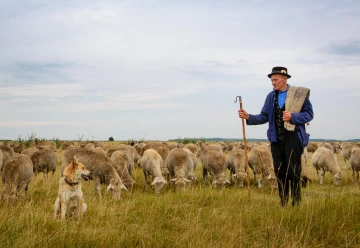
top-left (267, 66), bottom-right (291, 78)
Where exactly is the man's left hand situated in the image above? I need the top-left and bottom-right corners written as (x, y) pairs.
top-left (282, 111), bottom-right (292, 122)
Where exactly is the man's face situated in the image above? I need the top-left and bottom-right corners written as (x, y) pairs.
top-left (271, 74), bottom-right (287, 91)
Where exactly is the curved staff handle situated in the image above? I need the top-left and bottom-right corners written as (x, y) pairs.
top-left (234, 96), bottom-right (251, 199)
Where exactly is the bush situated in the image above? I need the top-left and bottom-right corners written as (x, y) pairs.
top-left (109, 137), bottom-right (115, 142)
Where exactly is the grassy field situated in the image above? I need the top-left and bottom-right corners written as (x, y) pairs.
top-left (1, 144), bottom-right (360, 248)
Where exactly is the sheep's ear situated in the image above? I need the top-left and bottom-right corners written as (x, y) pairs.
top-left (226, 178), bottom-right (231, 184)
top-left (267, 175), bottom-right (272, 180)
top-left (121, 183), bottom-right (128, 191)
top-left (170, 178), bottom-right (177, 183)
top-left (151, 177), bottom-right (161, 185)
top-left (184, 178), bottom-right (192, 183)
top-left (232, 174), bottom-right (237, 178)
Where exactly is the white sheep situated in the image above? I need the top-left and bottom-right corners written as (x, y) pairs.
top-left (200, 149), bottom-right (230, 187)
top-left (166, 148), bottom-right (193, 190)
top-left (226, 147), bottom-right (246, 187)
top-left (140, 149), bottom-right (168, 193)
top-left (1, 154), bottom-right (34, 203)
top-left (350, 148), bottom-right (360, 183)
top-left (248, 145), bottom-right (277, 190)
top-left (312, 147), bottom-right (342, 186)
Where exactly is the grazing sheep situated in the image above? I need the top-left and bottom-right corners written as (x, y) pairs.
top-left (0, 145), bottom-right (15, 170)
top-left (63, 148), bottom-right (127, 200)
top-left (60, 141), bottom-right (76, 150)
top-left (140, 149), bottom-right (168, 193)
top-left (183, 148), bottom-right (198, 181)
top-left (198, 141), bottom-right (223, 156)
top-left (183, 143), bottom-right (199, 157)
top-left (110, 151), bottom-right (135, 190)
top-left (133, 142), bottom-right (147, 156)
top-left (300, 148), bottom-right (311, 187)
top-left (9, 143), bottom-right (25, 154)
top-left (341, 143), bottom-right (355, 169)
top-left (35, 138), bottom-right (57, 151)
top-left (200, 149), bottom-right (230, 187)
top-left (1, 154), bottom-right (34, 202)
top-left (350, 148), bottom-right (360, 183)
top-left (147, 143), bottom-right (170, 178)
top-left (320, 142), bottom-right (334, 152)
top-left (248, 145), bottom-right (277, 190)
top-left (21, 147), bottom-right (40, 158)
top-left (30, 149), bottom-right (57, 181)
top-left (108, 144), bottom-right (141, 173)
top-left (166, 148), bottom-right (193, 190)
top-left (312, 147), bottom-right (342, 186)
top-left (306, 142), bottom-right (318, 153)
top-left (226, 147), bottom-right (246, 187)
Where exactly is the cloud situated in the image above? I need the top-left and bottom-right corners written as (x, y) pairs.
top-left (319, 40), bottom-right (360, 56)
top-left (0, 120), bottom-right (83, 127)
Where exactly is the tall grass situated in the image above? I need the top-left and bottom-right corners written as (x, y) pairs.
top-left (1, 147), bottom-right (360, 247)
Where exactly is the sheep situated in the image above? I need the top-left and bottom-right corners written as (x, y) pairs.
top-left (108, 144), bottom-right (141, 174)
top-left (300, 147), bottom-right (312, 187)
top-left (198, 141), bottom-right (223, 156)
top-left (34, 138), bottom-right (57, 151)
top-left (312, 147), bottom-right (342, 186)
top-left (183, 148), bottom-right (198, 181)
top-left (0, 145), bottom-right (15, 170)
top-left (9, 143), bottom-right (25, 154)
top-left (21, 147), bottom-right (40, 158)
top-left (62, 148), bottom-right (127, 200)
top-left (30, 149), bottom-right (57, 181)
top-left (226, 147), bottom-right (246, 187)
top-left (183, 143), bottom-right (199, 157)
top-left (306, 142), bottom-right (318, 153)
top-left (60, 141), bottom-right (76, 150)
top-left (146, 143), bottom-right (170, 178)
top-left (140, 149), bottom-right (168, 193)
top-left (166, 148), bottom-right (193, 190)
top-left (110, 151), bottom-right (135, 190)
top-left (200, 149), bottom-right (230, 187)
top-left (350, 148), bottom-right (360, 183)
top-left (248, 145), bottom-right (277, 190)
top-left (320, 142), bottom-right (334, 152)
top-left (341, 143), bottom-right (355, 169)
top-left (1, 154), bottom-right (34, 203)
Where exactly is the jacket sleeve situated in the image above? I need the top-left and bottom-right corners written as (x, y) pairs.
top-left (246, 94), bottom-right (270, 125)
top-left (290, 97), bottom-right (314, 125)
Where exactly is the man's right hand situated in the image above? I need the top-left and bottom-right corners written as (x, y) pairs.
top-left (238, 108), bottom-right (249, 120)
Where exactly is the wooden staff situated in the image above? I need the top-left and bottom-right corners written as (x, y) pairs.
top-left (234, 96), bottom-right (251, 198)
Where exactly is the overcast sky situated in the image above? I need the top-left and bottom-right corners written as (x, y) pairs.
top-left (0, 0), bottom-right (359, 141)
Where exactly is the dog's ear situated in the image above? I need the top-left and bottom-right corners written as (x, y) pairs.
top-left (72, 156), bottom-right (78, 166)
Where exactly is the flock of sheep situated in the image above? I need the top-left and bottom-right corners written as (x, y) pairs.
top-left (1, 139), bottom-right (360, 202)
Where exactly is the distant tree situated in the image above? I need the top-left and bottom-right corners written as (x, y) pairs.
top-left (109, 137), bottom-right (114, 142)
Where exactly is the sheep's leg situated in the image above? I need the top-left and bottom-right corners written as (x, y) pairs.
top-left (202, 168), bottom-right (209, 184)
top-left (320, 168), bottom-right (325, 185)
top-left (143, 171), bottom-right (150, 190)
top-left (93, 178), bottom-right (102, 201)
top-left (356, 170), bottom-right (359, 184)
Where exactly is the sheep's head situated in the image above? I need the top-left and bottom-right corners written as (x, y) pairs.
top-left (266, 174), bottom-right (278, 190)
top-left (233, 172), bottom-right (246, 188)
top-left (151, 177), bottom-right (167, 194)
top-left (213, 175), bottom-right (231, 188)
top-left (333, 173), bottom-right (342, 186)
top-left (170, 177), bottom-right (192, 191)
top-left (107, 178), bottom-right (127, 199)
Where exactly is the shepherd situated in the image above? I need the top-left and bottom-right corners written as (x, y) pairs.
top-left (238, 66), bottom-right (314, 207)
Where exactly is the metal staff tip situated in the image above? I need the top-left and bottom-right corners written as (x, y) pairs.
top-left (234, 96), bottom-right (242, 103)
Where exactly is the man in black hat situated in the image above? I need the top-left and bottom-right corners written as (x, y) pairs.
top-left (238, 66), bottom-right (314, 207)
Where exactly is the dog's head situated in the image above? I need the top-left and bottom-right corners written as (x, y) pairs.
top-left (63, 156), bottom-right (92, 183)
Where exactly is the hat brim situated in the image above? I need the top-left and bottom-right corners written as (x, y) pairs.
top-left (267, 71), bottom-right (291, 79)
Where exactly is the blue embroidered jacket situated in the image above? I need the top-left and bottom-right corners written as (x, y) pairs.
top-left (246, 89), bottom-right (314, 148)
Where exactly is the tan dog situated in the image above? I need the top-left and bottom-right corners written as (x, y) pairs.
top-left (54, 157), bottom-right (92, 220)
